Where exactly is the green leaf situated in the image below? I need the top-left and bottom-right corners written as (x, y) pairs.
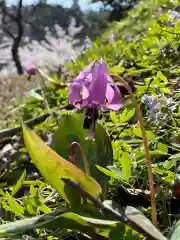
top-left (110, 66), bottom-right (125, 74)
top-left (0, 210), bottom-right (119, 238)
top-left (128, 68), bottom-right (152, 76)
top-left (61, 212), bottom-right (119, 227)
top-left (2, 193), bottom-right (24, 217)
top-left (11, 170), bottom-right (26, 197)
top-left (0, 215), bottom-right (43, 236)
top-left (38, 199), bottom-right (52, 214)
top-left (105, 201), bottom-right (139, 239)
top-left (169, 153), bottom-right (180, 160)
top-left (170, 219), bottom-right (180, 240)
top-left (22, 124), bottom-right (102, 203)
top-left (96, 165), bottom-right (126, 182)
top-left (110, 111), bottom-right (118, 123)
top-left (133, 128), bottom-right (156, 141)
top-left (157, 143), bottom-right (168, 154)
top-left (119, 108), bottom-right (135, 123)
top-left (29, 89), bottom-right (43, 101)
top-left (51, 114), bottom-right (113, 197)
top-left (157, 71), bottom-right (168, 83)
top-left (23, 197), bottom-right (39, 215)
top-left (160, 88), bottom-right (172, 95)
top-left (120, 152), bottom-right (131, 180)
top-left (38, 69), bottom-right (58, 84)
top-left (125, 206), bottom-right (167, 240)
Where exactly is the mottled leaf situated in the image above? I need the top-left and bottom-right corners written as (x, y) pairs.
top-left (51, 114), bottom-right (113, 197)
top-left (22, 124), bottom-right (102, 203)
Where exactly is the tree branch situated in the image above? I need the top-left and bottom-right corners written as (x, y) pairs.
top-left (2, 6), bottom-right (18, 22)
top-left (2, 26), bottom-right (15, 40)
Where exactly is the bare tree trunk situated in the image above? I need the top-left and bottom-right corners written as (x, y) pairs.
top-left (2, 0), bottom-right (24, 75)
top-left (12, 0), bottom-right (24, 74)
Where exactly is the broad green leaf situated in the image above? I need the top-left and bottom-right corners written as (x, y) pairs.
top-left (125, 206), bottom-right (167, 240)
top-left (96, 165), bottom-right (128, 186)
top-left (103, 200), bottom-right (124, 217)
top-left (0, 210), bottom-right (119, 238)
top-left (107, 165), bottom-right (123, 178)
top-left (103, 201), bottom-right (139, 239)
top-left (22, 124), bottom-right (102, 203)
top-left (51, 114), bottom-right (113, 197)
top-left (11, 170), bottom-right (26, 197)
top-left (170, 219), bottom-right (180, 240)
top-left (120, 152), bottom-right (131, 180)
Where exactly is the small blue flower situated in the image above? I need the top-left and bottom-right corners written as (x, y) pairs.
top-left (108, 33), bottom-right (116, 43)
top-left (141, 94), bottom-right (157, 110)
top-left (168, 10), bottom-right (180, 20)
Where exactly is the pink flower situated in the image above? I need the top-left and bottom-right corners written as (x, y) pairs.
top-left (68, 60), bottom-right (123, 111)
top-left (68, 60), bottom-right (123, 139)
top-left (26, 65), bottom-right (37, 75)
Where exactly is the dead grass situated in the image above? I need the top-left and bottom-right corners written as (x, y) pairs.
top-left (0, 75), bottom-right (39, 128)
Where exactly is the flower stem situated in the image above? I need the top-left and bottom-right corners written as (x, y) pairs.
top-left (69, 142), bottom-right (89, 177)
top-left (111, 74), bottom-right (157, 226)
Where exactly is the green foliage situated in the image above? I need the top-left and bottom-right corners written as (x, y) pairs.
top-left (0, 0), bottom-right (180, 239)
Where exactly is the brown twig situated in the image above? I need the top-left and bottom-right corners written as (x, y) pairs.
top-left (110, 74), bottom-right (157, 225)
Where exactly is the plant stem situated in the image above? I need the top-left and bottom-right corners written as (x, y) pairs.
top-left (69, 142), bottom-right (89, 176)
top-left (111, 74), bottom-right (157, 225)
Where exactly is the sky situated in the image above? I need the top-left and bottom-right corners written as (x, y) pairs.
top-left (6, 0), bottom-right (104, 11)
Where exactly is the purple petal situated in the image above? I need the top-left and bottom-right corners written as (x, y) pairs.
top-left (107, 75), bottom-right (113, 83)
top-left (82, 86), bottom-right (89, 100)
top-left (106, 85), bottom-right (114, 103)
top-left (68, 62), bottom-right (94, 107)
top-left (103, 84), bottom-right (123, 111)
top-left (89, 62), bottom-right (107, 105)
top-left (77, 61), bottom-right (94, 80)
top-left (68, 81), bottom-right (83, 107)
